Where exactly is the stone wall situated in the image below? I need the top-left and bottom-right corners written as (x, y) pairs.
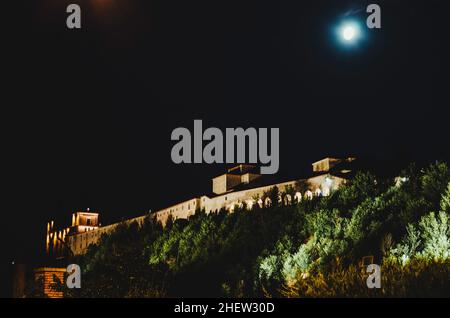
top-left (65, 173), bottom-right (345, 256)
top-left (34, 267), bottom-right (66, 298)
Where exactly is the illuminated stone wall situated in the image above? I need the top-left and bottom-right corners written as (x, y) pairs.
top-left (64, 173), bottom-right (345, 256)
top-left (34, 267), bottom-right (66, 298)
top-left (53, 158), bottom-right (354, 257)
top-left (212, 173), bottom-right (243, 195)
top-left (46, 212), bottom-right (99, 258)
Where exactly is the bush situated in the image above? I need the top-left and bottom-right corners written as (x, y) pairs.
top-left (391, 211), bottom-right (450, 263)
top-left (282, 258), bottom-right (450, 298)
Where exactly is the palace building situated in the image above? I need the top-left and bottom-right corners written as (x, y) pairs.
top-left (46, 157), bottom-right (355, 258)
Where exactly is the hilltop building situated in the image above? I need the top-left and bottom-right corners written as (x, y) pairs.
top-left (46, 157), bottom-right (355, 258)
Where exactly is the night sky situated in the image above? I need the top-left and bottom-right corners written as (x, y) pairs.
top-left (3, 0), bottom-right (449, 265)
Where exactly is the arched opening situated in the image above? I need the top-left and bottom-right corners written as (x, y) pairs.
top-left (245, 199), bottom-right (255, 210)
top-left (315, 188), bottom-right (322, 197)
top-left (257, 199), bottom-right (263, 208)
top-left (284, 194), bottom-right (292, 206)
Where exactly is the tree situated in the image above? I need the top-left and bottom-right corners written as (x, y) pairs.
top-left (268, 186), bottom-right (280, 207)
top-left (390, 184), bottom-right (450, 263)
top-left (421, 162), bottom-right (450, 209)
top-left (440, 183), bottom-right (450, 213)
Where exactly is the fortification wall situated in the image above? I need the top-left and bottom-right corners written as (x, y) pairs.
top-left (66, 173), bottom-right (345, 256)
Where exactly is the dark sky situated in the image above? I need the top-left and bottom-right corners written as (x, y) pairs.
top-left (2, 0), bottom-right (449, 264)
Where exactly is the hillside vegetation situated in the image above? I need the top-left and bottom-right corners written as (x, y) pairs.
top-left (66, 162), bottom-right (450, 297)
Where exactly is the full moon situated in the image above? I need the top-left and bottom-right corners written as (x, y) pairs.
top-left (336, 21), bottom-right (363, 46)
top-left (342, 26), bottom-right (356, 41)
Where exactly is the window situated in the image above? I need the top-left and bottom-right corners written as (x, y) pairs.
top-left (86, 218), bottom-right (91, 226)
